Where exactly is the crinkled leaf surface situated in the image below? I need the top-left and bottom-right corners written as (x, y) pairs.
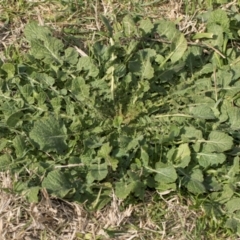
top-left (141, 147), bottom-right (149, 166)
top-left (156, 20), bottom-right (187, 63)
top-left (154, 163), bottom-right (178, 184)
top-left (0, 139), bottom-right (8, 152)
top-left (1, 63), bottom-right (15, 79)
top-left (24, 22), bottom-right (63, 64)
top-left (24, 21), bottom-right (51, 41)
top-left (29, 115), bottom-right (68, 154)
top-left (181, 126), bottom-right (203, 141)
top-left (128, 48), bottom-right (156, 79)
top-left (170, 33), bottom-right (188, 63)
top-left (98, 142), bottom-right (112, 157)
top-left (30, 38), bottom-right (63, 64)
top-left (13, 135), bottom-right (27, 158)
top-left (227, 157), bottom-right (239, 179)
top-left (173, 143), bottom-right (191, 168)
top-left (156, 20), bottom-right (178, 40)
top-left (189, 105), bottom-right (216, 119)
top-left (226, 198), bottom-right (240, 213)
top-left (71, 77), bottom-right (90, 101)
top-left (77, 56), bottom-right (99, 77)
top-left (122, 15), bottom-right (137, 37)
top-left (25, 186), bottom-right (41, 203)
top-left (42, 170), bottom-right (75, 198)
top-left (19, 84), bottom-right (34, 104)
top-left (0, 154), bottom-right (11, 171)
top-left (225, 214), bottom-right (240, 234)
top-left (64, 47), bottom-right (79, 65)
top-left (217, 184), bottom-right (235, 204)
top-left (196, 152), bottom-right (226, 168)
top-left (89, 161), bottom-right (108, 181)
top-left (139, 18), bottom-right (154, 34)
top-left (115, 181), bottom-right (134, 200)
top-left (6, 111), bottom-right (23, 128)
top-left (98, 142), bottom-right (118, 171)
top-left (182, 168), bottom-right (206, 194)
top-left (31, 72), bottom-right (55, 87)
top-left (207, 9), bottom-right (230, 33)
top-left (228, 107), bottom-right (240, 130)
top-left (204, 131), bottom-right (233, 153)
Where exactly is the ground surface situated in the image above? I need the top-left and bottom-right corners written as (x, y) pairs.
top-left (1, 1), bottom-right (240, 239)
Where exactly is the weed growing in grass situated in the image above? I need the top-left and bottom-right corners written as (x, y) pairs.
top-left (1, 0), bottom-right (240, 239)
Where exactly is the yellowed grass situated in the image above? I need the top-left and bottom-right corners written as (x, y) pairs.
top-left (1, 1), bottom-right (240, 239)
top-left (0, 171), bottom-right (205, 240)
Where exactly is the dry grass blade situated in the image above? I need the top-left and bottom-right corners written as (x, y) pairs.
top-left (1, 1), bottom-right (240, 240)
top-left (0, 172), bottom-right (136, 239)
top-left (0, 171), bottom-right (207, 240)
